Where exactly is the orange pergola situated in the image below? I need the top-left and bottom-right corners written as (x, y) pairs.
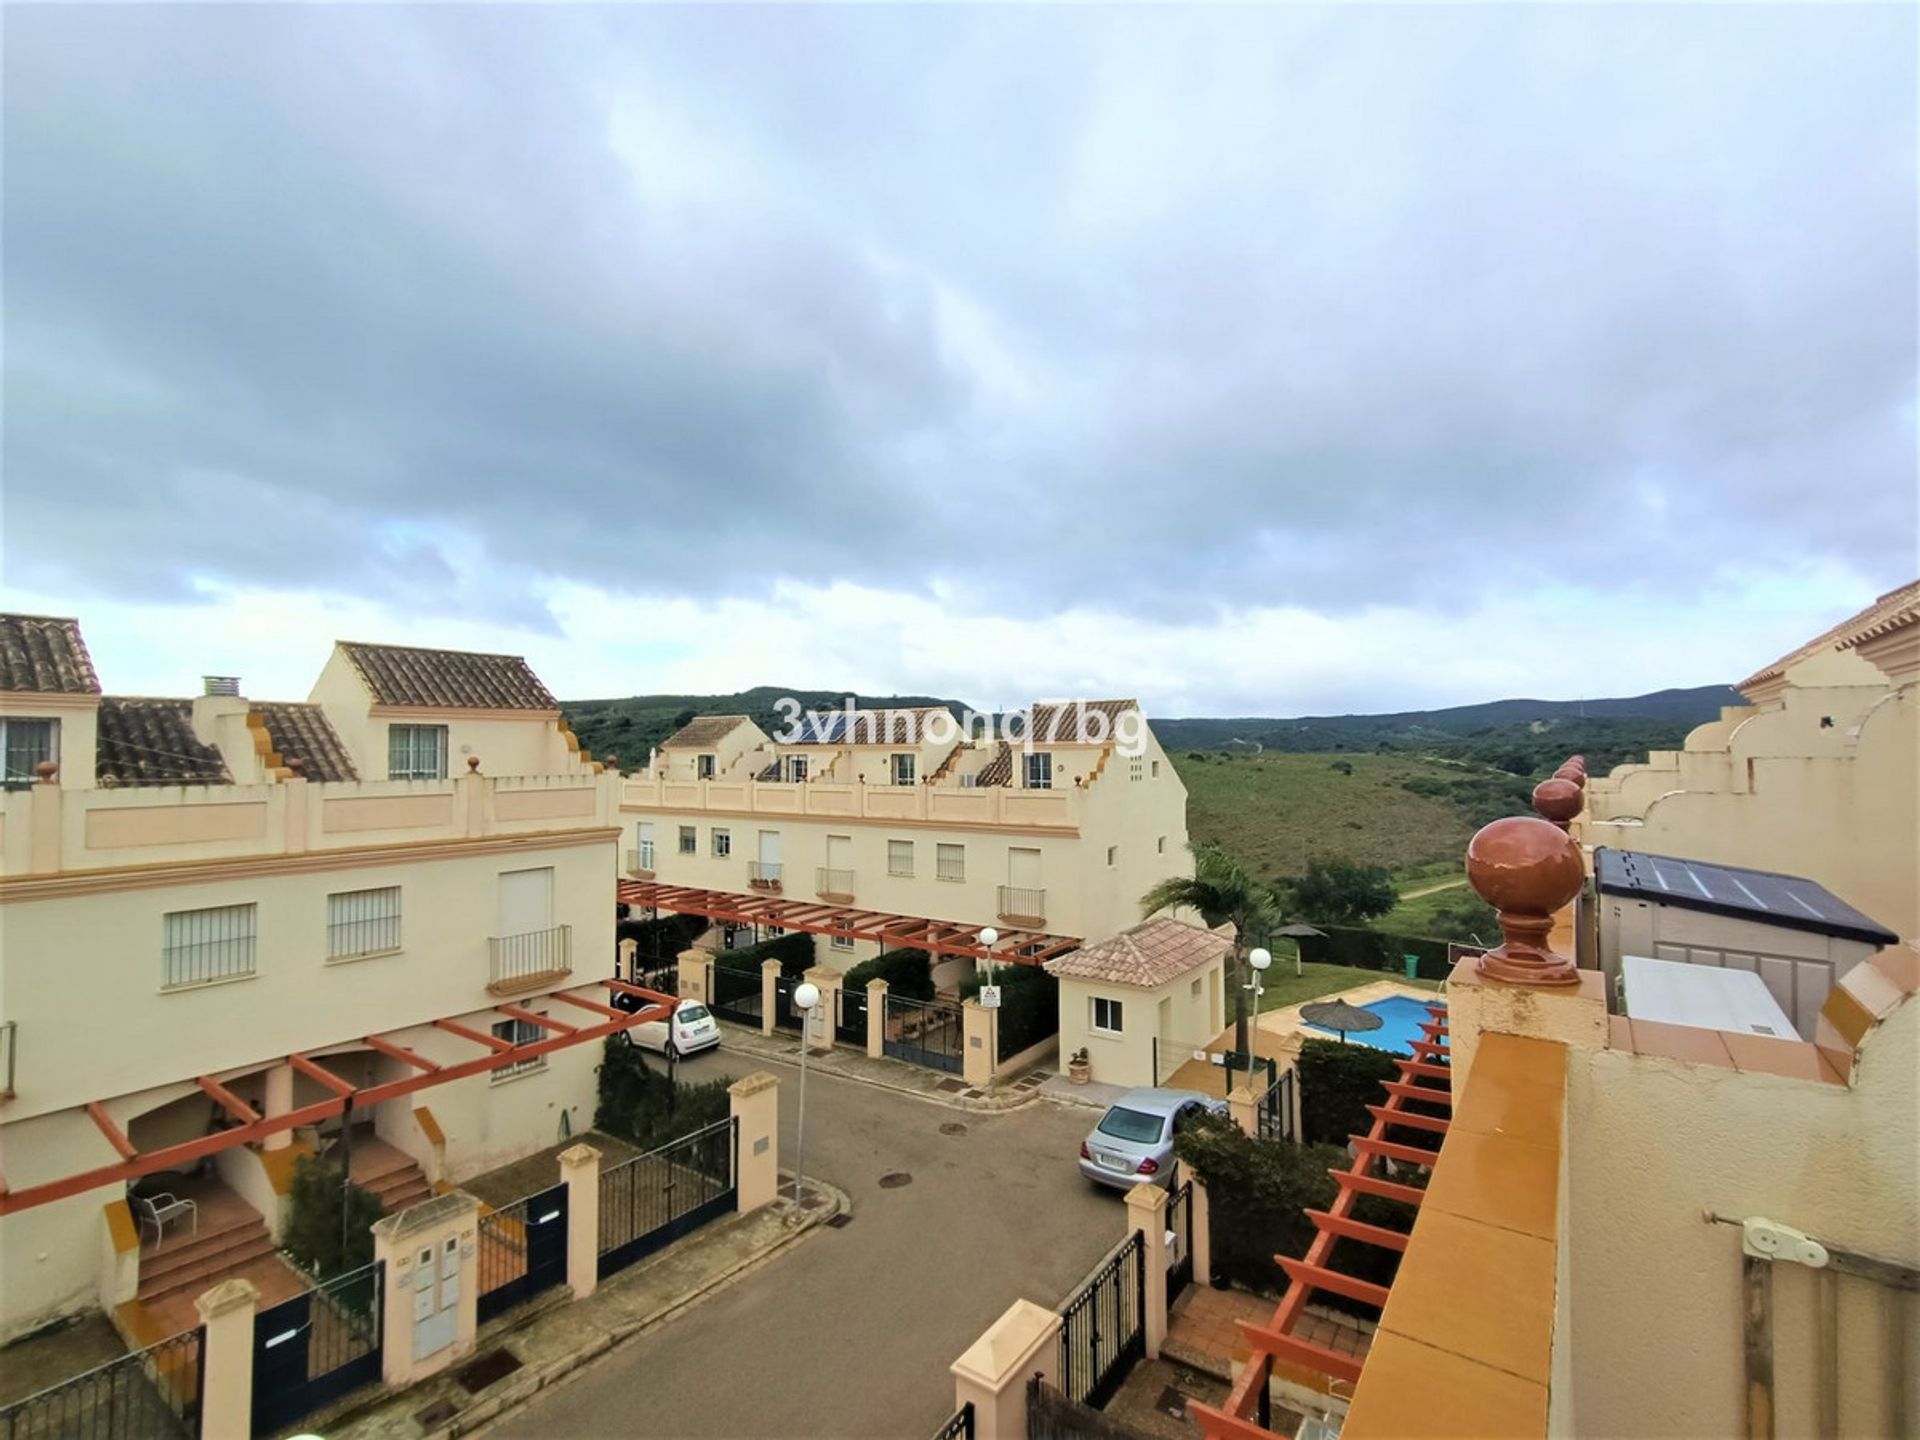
top-left (0, 979), bottom-right (673, 1218)
top-left (617, 880), bottom-right (1082, 963)
top-left (1188, 1003), bottom-right (1453, 1437)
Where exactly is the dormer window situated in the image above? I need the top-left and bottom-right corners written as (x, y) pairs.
top-left (697, 754), bottom-right (716, 779)
top-left (892, 753), bottom-right (916, 786)
top-left (1025, 752), bottom-right (1052, 790)
top-left (388, 724), bottom-right (447, 780)
top-left (1, 718), bottom-right (57, 788)
top-left (787, 756), bottom-right (808, 782)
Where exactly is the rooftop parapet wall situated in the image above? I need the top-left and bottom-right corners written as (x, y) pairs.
top-left (0, 768), bottom-right (619, 880)
top-left (620, 772), bottom-right (1082, 831)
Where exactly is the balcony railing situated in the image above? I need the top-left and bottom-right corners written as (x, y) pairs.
top-left (997, 885), bottom-right (1046, 925)
top-left (816, 867), bottom-right (856, 901)
top-left (488, 924), bottom-right (573, 994)
top-left (749, 861), bottom-right (783, 892)
top-left (625, 848), bottom-right (655, 879)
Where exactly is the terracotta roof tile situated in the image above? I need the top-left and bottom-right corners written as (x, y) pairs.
top-left (253, 702), bottom-right (358, 782)
top-left (1044, 917), bottom-right (1233, 988)
top-left (0, 614), bottom-right (101, 695)
top-left (1736, 579), bottom-right (1920, 692)
top-left (1023, 699), bottom-right (1138, 744)
top-left (661, 714), bottom-right (753, 749)
top-left (340, 641), bottom-right (557, 711)
top-left (96, 698), bottom-right (232, 787)
top-left (974, 741), bottom-right (1013, 787)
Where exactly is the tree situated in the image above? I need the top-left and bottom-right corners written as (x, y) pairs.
top-left (1140, 842), bottom-right (1275, 1056)
top-left (282, 1154), bottom-right (383, 1278)
top-left (1282, 856), bottom-right (1398, 925)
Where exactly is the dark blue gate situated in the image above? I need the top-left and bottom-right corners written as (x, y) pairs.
top-left (477, 1182), bottom-right (569, 1323)
top-left (597, 1118), bottom-right (738, 1278)
top-left (883, 994), bottom-right (964, 1073)
top-left (250, 1262), bottom-right (383, 1435)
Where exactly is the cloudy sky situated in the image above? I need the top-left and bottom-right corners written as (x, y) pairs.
top-left (3, 4), bottom-right (1914, 716)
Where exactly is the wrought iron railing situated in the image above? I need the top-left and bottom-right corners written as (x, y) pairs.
top-left (930, 1400), bottom-right (975, 1440)
top-left (816, 867), bottom-right (855, 898)
top-left (1057, 1230), bottom-right (1146, 1409)
top-left (997, 885), bottom-right (1046, 922)
top-left (488, 924), bottom-right (572, 989)
top-left (1257, 1067), bottom-right (1296, 1143)
top-left (0, 1326), bottom-right (203, 1440)
top-left (597, 1117), bottom-right (737, 1276)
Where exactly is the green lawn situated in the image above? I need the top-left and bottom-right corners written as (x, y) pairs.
top-left (1171, 750), bottom-right (1476, 881)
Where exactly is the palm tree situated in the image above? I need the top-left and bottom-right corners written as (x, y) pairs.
top-left (1140, 842), bottom-right (1276, 1057)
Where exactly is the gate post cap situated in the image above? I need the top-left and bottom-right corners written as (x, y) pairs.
top-left (761, 957), bottom-right (784, 974)
top-left (196, 1277), bottom-right (259, 1320)
top-left (1125, 1181), bottom-right (1169, 1215)
top-left (728, 1071), bottom-right (779, 1099)
top-left (557, 1143), bottom-right (601, 1172)
top-left (866, 977), bottom-right (889, 995)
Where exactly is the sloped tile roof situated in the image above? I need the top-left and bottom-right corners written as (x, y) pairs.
top-left (790, 706), bottom-right (951, 745)
top-left (661, 714), bottom-right (753, 749)
top-left (96, 698), bottom-right (232, 787)
top-left (974, 741), bottom-right (1013, 787)
top-left (1024, 699), bottom-right (1138, 744)
top-left (1044, 917), bottom-right (1233, 989)
top-left (253, 702), bottom-right (359, 782)
top-left (1834, 581), bottom-right (1920, 651)
top-left (1736, 579), bottom-right (1920, 692)
top-left (0, 614), bottom-right (101, 695)
top-left (340, 642), bottom-right (557, 710)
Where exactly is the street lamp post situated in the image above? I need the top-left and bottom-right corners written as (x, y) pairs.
top-left (979, 927), bottom-right (999, 1078)
top-left (791, 980), bottom-right (820, 1205)
top-left (1242, 947), bottom-right (1272, 1089)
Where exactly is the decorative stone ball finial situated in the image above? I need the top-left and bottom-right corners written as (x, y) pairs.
top-left (467, 755), bottom-right (481, 773)
top-left (1530, 777), bottom-right (1583, 831)
top-left (286, 756), bottom-right (306, 777)
top-left (1464, 815), bottom-right (1585, 985)
top-left (33, 759), bottom-right (58, 783)
top-left (1552, 760), bottom-right (1586, 788)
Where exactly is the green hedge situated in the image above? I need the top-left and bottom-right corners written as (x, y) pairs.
top-left (615, 912), bottom-right (707, 967)
top-left (1173, 1109), bottom-right (1408, 1313)
top-left (282, 1154), bottom-right (383, 1278)
top-left (959, 964), bottom-right (1059, 1059)
top-left (1296, 1038), bottom-right (1402, 1146)
top-left (1293, 925), bottom-right (1452, 981)
top-left (713, 930), bottom-right (817, 977)
top-left (595, 1038), bottom-right (736, 1152)
top-left (841, 947), bottom-right (934, 1001)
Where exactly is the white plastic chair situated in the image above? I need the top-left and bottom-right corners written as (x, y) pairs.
top-left (133, 1191), bottom-right (198, 1249)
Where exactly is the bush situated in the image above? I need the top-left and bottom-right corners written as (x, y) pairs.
top-left (282, 1153), bottom-right (383, 1278)
top-left (713, 930), bottom-right (816, 978)
top-left (595, 1039), bottom-right (735, 1151)
top-left (842, 947), bottom-right (934, 1000)
top-left (959, 964), bottom-right (1059, 1059)
top-left (616, 912), bottom-right (707, 966)
top-left (1293, 924), bottom-right (1452, 980)
top-left (1282, 856), bottom-right (1398, 925)
top-left (1296, 1038), bottom-right (1401, 1147)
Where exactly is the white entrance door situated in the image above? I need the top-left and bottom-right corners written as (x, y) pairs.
top-left (497, 867), bottom-right (553, 939)
top-left (412, 1236), bottom-right (460, 1359)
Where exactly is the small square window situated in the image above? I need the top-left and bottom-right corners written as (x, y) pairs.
top-left (936, 843), bottom-right (964, 882)
top-left (1025, 752), bottom-right (1052, 790)
top-left (697, 754), bottom-right (716, 779)
top-left (1151, 759), bottom-right (1160, 778)
top-left (678, 826), bottom-right (696, 855)
top-left (888, 839), bottom-right (914, 877)
top-left (712, 828), bottom-right (732, 858)
top-left (892, 753), bottom-right (916, 786)
top-left (1091, 996), bottom-right (1124, 1035)
top-left (388, 724), bottom-right (448, 780)
top-left (831, 934), bottom-right (855, 952)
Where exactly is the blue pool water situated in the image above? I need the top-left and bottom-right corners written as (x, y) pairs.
top-left (1303, 994), bottom-right (1441, 1054)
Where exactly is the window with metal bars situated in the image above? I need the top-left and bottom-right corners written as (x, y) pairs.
top-left (327, 886), bottom-right (402, 961)
top-left (387, 724), bottom-right (448, 779)
top-left (162, 904), bottom-right (258, 989)
top-left (1, 718), bottom-right (57, 788)
top-left (1025, 752), bottom-right (1052, 789)
top-left (935, 843), bottom-right (965, 882)
top-left (887, 838), bottom-right (914, 877)
top-left (490, 1016), bottom-right (546, 1079)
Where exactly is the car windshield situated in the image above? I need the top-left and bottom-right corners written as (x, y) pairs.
top-left (676, 1004), bottom-right (711, 1023)
top-left (1095, 1107), bottom-right (1165, 1144)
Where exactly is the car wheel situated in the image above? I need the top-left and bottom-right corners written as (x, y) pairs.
top-left (611, 1029), bottom-right (633, 1048)
top-left (665, 1040), bottom-right (679, 1061)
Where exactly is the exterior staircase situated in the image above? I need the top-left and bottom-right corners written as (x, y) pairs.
top-left (349, 1136), bottom-right (433, 1214)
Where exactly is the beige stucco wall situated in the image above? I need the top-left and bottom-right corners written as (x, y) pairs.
top-left (1562, 997), bottom-right (1919, 1437)
top-left (0, 1107), bottom-right (122, 1341)
top-left (1056, 957), bottom-right (1223, 1090)
top-left (1582, 683), bottom-right (1916, 943)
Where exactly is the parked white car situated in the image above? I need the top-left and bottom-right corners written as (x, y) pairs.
top-left (625, 1000), bottom-right (721, 1059)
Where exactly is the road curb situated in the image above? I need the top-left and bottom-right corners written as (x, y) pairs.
top-left (361, 1182), bottom-right (851, 1440)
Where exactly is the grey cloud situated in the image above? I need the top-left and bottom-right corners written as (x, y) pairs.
top-left (3, 4), bottom-right (1913, 632)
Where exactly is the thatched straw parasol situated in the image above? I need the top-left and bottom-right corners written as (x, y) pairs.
top-left (1300, 998), bottom-right (1384, 1044)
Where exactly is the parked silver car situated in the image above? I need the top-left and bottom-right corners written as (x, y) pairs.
top-left (1078, 1088), bottom-right (1225, 1190)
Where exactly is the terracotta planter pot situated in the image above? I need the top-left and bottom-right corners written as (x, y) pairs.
top-left (1067, 1060), bottom-right (1090, 1085)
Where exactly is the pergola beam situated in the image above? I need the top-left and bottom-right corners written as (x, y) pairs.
top-left (435, 1018), bottom-right (516, 1053)
top-left (197, 1075), bottom-right (261, 1124)
top-left (86, 1102), bottom-right (136, 1161)
top-left (497, 1004), bottom-right (577, 1036)
top-left (289, 1053), bottom-right (357, 1096)
top-left (364, 1034), bottom-right (441, 1073)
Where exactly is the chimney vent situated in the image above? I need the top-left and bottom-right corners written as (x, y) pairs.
top-left (203, 676), bottom-right (241, 697)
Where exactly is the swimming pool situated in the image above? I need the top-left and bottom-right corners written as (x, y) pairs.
top-left (1302, 994), bottom-right (1441, 1054)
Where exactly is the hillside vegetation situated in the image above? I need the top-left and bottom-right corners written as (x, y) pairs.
top-left (1172, 750), bottom-right (1479, 878)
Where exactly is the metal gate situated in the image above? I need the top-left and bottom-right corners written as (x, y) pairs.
top-left (834, 985), bottom-right (868, 1046)
top-left (477, 1182), bottom-right (569, 1323)
top-left (598, 1118), bottom-right (738, 1278)
top-left (0, 1328), bottom-right (202, 1440)
top-left (883, 994), bottom-right (964, 1073)
top-left (1167, 1178), bottom-right (1194, 1298)
top-left (1057, 1230), bottom-right (1146, 1409)
top-left (1257, 1067), bottom-right (1295, 1143)
top-left (772, 973), bottom-right (805, 1032)
top-left (251, 1262), bottom-right (383, 1435)
top-left (708, 960), bottom-right (764, 1026)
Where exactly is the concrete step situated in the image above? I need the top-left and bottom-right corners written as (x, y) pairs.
top-left (139, 1224), bottom-right (277, 1303)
